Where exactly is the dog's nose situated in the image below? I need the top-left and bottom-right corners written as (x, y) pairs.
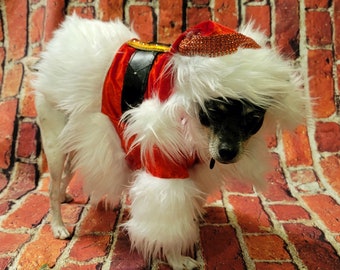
top-left (218, 147), bottom-right (238, 162)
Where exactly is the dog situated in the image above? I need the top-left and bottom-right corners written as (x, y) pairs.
top-left (34, 15), bottom-right (306, 269)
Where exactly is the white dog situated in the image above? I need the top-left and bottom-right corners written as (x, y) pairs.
top-left (34, 15), bottom-right (306, 269)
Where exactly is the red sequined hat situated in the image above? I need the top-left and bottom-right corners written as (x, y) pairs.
top-left (171, 21), bottom-right (260, 57)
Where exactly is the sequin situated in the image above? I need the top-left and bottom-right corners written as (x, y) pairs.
top-left (178, 33), bottom-right (260, 57)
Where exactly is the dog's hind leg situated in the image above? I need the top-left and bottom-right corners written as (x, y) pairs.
top-left (60, 153), bottom-right (74, 203)
top-left (36, 100), bottom-right (70, 239)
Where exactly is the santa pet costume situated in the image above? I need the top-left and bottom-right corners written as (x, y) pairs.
top-left (34, 15), bottom-right (306, 269)
top-left (101, 20), bottom-right (262, 179)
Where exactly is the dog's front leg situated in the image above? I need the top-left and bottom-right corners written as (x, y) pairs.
top-left (125, 171), bottom-right (204, 269)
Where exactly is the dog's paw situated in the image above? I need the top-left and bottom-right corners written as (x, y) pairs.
top-left (52, 224), bottom-right (70, 239)
top-left (167, 255), bottom-right (201, 270)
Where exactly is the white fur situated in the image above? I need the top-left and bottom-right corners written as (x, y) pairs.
top-left (34, 15), bottom-right (307, 269)
top-left (126, 172), bottom-right (204, 269)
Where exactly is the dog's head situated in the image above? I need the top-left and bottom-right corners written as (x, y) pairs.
top-left (198, 98), bottom-right (266, 167)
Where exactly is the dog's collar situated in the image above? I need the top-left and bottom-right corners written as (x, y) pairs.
top-left (121, 40), bottom-right (171, 113)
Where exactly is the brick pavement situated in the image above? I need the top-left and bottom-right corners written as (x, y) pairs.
top-left (0, 0), bottom-right (340, 269)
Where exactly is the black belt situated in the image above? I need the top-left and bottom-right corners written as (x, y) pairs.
top-left (121, 50), bottom-right (160, 113)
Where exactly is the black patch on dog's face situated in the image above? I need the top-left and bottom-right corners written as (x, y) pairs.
top-left (199, 98), bottom-right (266, 165)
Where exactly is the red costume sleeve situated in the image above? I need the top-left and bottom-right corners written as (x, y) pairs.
top-left (144, 147), bottom-right (196, 179)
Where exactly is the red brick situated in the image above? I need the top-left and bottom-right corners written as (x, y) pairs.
top-left (59, 203), bottom-right (84, 225)
top-left (225, 178), bottom-right (254, 194)
top-left (320, 155), bottom-right (340, 196)
top-left (275, 0), bottom-right (299, 58)
top-left (205, 189), bottom-right (223, 204)
top-left (158, 0), bottom-right (183, 44)
top-left (78, 204), bottom-right (118, 234)
top-left (263, 179), bottom-right (295, 202)
top-left (315, 122), bottom-right (340, 152)
top-left (263, 154), bottom-right (296, 202)
top-left (67, 173), bottom-right (88, 204)
top-left (255, 262), bottom-right (296, 270)
top-left (305, 0), bottom-right (330, 8)
top-left (2, 63), bottom-right (24, 97)
top-left (192, 0), bottom-right (209, 5)
top-left (336, 235), bottom-right (340, 243)
top-left (16, 122), bottom-right (38, 158)
top-left (335, 1), bottom-right (340, 59)
top-left (200, 225), bottom-right (244, 269)
top-left (0, 232), bottom-right (30, 253)
top-left (68, 6), bottom-right (95, 19)
top-left (284, 223), bottom-right (340, 269)
top-left (245, 5), bottom-right (271, 37)
top-left (20, 74), bottom-right (38, 117)
top-left (282, 125), bottom-right (313, 167)
top-left (18, 225), bottom-right (69, 269)
top-left (61, 264), bottom-right (102, 270)
top-left (44, 0), bottom-right (66, 42)
top-left (306, 11), bottom-right (332, 46)
top-left (0, 258), bottom-right (11, 270)
top-left (214, 0), bottom-right (238, 29)
top-left (2, 193), bottom-right (49, 229)
top-left (270, 204), bottom-right (310, 221)
top-left (129, 6), bottom-right (154, 42)
top-left (30, 6), bottom-right (45, 43)
top-left (289, 169), bottom-right (322, 193)
top-left (228, 195), bottom-right (271, 233)
top-left (99, 0), bottom-right (124, 21)
top-left (69, 234), bottom-right (111, 261)
top-left (0, 201), bottom-right (11, 216)
top-left (308, 49), bottom-right (335, 118)
top-left (244, 234), bottom-right (290, 260)
top-left (2, 162), bottom-right (36, 200)
top-left (201, 206), bottom-right (228, 224)
top-left (5, 0), bottom-right (28, 61)
top-left (303, 194), bottom-right (340, 232)
top-left (266, 134), bottom-right (277, 149)
top-left (187, 7), bottom-right (211, 28)
top-left (0, 99), bottom-right (18, 169)
top-left (110, 229), bottom-right (146, 269)
top-left (0, 172), bottom-right (8, 192)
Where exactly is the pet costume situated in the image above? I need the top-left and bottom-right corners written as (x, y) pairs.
top-left (101, 20), bottom-right (260, 179)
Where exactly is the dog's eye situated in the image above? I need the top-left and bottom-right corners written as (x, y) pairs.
top-left (245, 110), bottom-right (265, 135)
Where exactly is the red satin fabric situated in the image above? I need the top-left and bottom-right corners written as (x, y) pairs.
top-left (101, 42), bottom-right (195, 179)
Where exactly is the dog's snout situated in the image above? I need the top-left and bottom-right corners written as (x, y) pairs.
top-left (218, 145), bottom-right (238, 163)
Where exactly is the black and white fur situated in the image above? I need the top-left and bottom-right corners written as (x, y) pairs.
top-left (34, 15), bottom-right (306, 269)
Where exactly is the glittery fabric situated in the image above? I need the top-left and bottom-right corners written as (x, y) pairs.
top-left (171, 20), bottom-right (261, 57)
top-left (178, 32), bottom-right (260, 57)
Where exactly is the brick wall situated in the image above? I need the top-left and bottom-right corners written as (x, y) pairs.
top-left (0, 0), bottom-right (340, 269)
top-left (1, 0), bottom-right (338, 190)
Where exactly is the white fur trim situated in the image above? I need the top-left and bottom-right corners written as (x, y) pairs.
top-left (125, 172), bottom-right (205, 261)
top-left (122, 95), bottom-right (197, 164)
